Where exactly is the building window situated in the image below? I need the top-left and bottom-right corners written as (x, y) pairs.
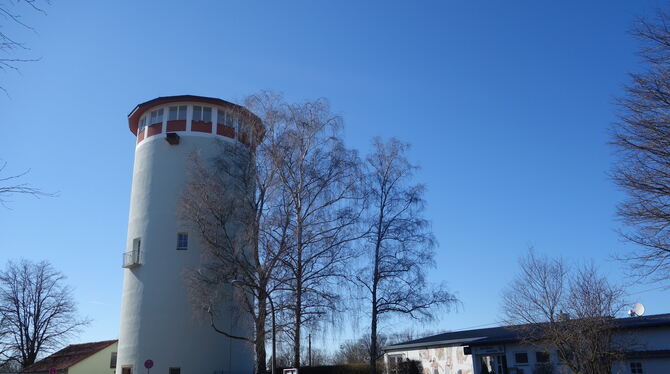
top-left (139, 116), bottom-right (147, 132)
top-left (177, 233), bottom-right (188, 250)
top-left (535, 351), bottom-right (550, 363)
top-left (225, 111), bottom-right (236, 129)
top-left (193, 106), bottom-right (212, 122)
top-left (150, 108), bottom-right (164, 124)
top-left (630, 362), bottom-right (643, 374)
top-left (387, 355), bottom-right (403, 374)
top-left (217, 109), bottom-right (226, 125)
top-left (110, 352), bottom-right (117, 368)
top-left (122, 367), bottom-right (132, 374)
top-left (168, 106), bottom-right (187, 121)
top-left (514, 352), bottom-right (528, 364)
top-left (240, 126), bottom-right (250, 142)
top-left (169, 368), bottom-right (181, 374)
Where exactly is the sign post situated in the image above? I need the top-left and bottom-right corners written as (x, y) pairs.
top-left (144, 359), bottom-right (154, 374)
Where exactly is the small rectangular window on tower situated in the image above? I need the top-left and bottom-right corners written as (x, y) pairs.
top-left (169, 368), bottom-right (181, 374)
top-left (177, 233), bottom-right (188, 250)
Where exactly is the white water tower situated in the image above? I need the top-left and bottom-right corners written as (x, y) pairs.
top-left (116, 95), bottom-right (261, 374)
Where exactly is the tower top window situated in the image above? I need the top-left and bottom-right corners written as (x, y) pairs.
top-left (150, 108), bottom-right (164, 125)
top-left (168, 106), bottom-right (187, 121)
top-left (225, 112), bottom-right (237, 130)
top-left (193, 106), bottom-right (212, 122)
top-left (217, 109), bottom-right (226, 125)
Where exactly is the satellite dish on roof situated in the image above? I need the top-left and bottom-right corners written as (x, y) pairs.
top-left (628, 302), bottom-right (645, 317)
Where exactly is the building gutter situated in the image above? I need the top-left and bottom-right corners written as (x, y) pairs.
top-left (382, 337), bottom-right (485, 352)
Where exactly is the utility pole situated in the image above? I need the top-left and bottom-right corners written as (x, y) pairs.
top-left (308, 334), bottom-right (312, 366)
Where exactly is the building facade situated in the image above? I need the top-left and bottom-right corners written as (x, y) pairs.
top-left (383, 313), bottom-right (670, 374)
top-left (116, 96), bottom-right (261, 374)
top-left (22, 340), bottom-right (118, 374)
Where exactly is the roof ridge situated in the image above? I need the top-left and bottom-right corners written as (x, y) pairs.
top-left (22, 340), bottom-right (118, 373)
top-left (385, 312), bottom-right (670, 351)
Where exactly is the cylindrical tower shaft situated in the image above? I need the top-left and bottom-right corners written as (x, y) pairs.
top-left (116, 96), bottom-right (260, 374)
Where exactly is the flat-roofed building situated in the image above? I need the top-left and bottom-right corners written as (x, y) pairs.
top-left (383, 313), bottom-right (670, 374)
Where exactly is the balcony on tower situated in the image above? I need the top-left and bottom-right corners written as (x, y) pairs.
top-left (122, 250), bottom-right (140, 268)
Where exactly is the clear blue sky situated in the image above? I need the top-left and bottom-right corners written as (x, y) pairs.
top-left (1, 0), bottom-right (668, 351)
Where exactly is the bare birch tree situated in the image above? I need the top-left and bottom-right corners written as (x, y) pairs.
top-left (180, 96), bottom-right (288, 374)
top-left (612, 8), bottom-right (670, 282)
top-left (271, 98), bottom-right (363, 367)
top-left (357, 138), bottom-right (457, 374)
top-left (501, 249), bottom-right (626, 374)
top-left (0, 259), bottom-right (89, 369)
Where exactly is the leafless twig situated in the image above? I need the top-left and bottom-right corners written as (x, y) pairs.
top-left (0, 161), bottom-right (55, 209)
top-left (612, 8), bottom-right (670, 283)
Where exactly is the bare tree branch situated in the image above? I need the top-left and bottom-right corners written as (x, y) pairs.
top-left (0, 259), bottom-right (89, 369)
top-left (181, 93), bottom-right (291, 374)
top-left (0, 161), bottom-right (56, 209)
top-left (0, 0), bottom-right (50, 93)
top-left (612, 8), bottom-right (670, 283)
top-left (501, 249), bottom-right (627, 374)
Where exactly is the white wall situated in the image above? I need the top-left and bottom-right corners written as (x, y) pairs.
top-left (613, 326), bottom-right (670, 374)
top-left (116, 108), bottom-right (254, 374)
top-left (69, 342), bottom-right (117, 374)
top-left (387, 346), bottom-right (473, 374)
top-left (616, 326), bottom-right (670, 351)
top-left (613, 359), bottom-right (669, 374)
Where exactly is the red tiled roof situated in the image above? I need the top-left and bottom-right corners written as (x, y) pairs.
top-left (22, 340), bottom-right (117, 373)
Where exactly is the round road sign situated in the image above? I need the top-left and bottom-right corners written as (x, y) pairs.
top-left (144, 359), bottom-right (154, 369)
